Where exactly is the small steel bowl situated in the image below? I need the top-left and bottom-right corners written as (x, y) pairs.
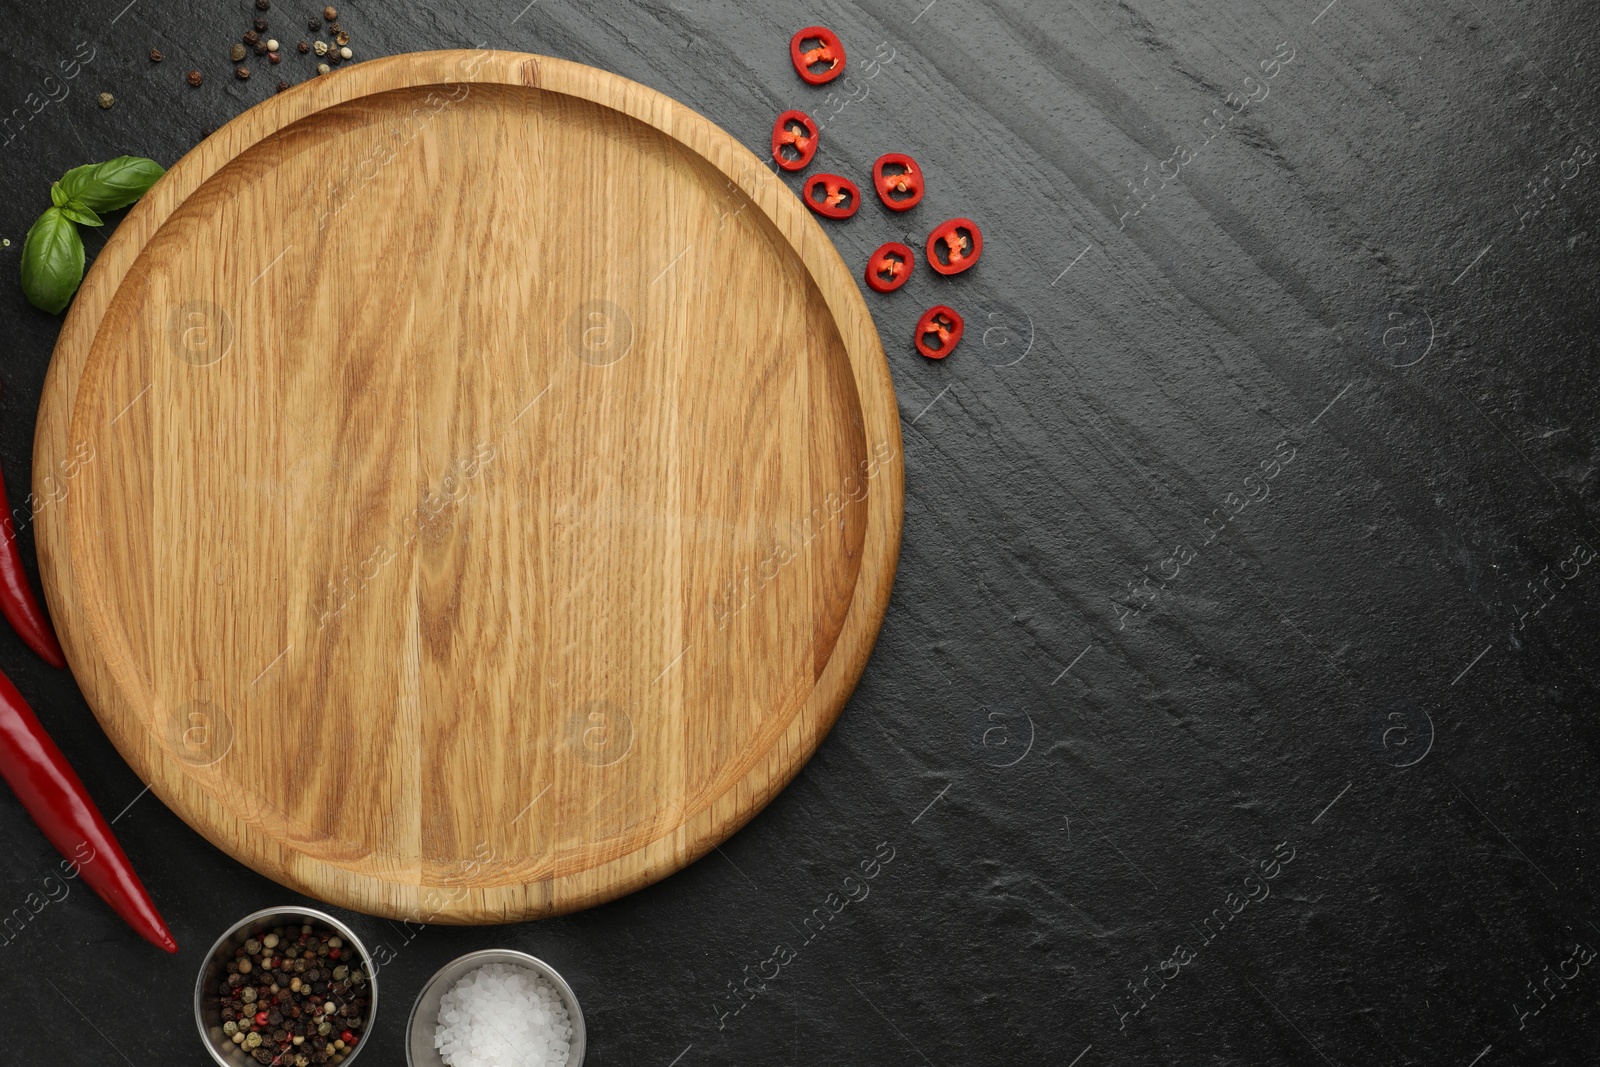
top-left (407, 949), bottom-right (586, 1067)
top-left (195, 906), bottom-right (379, 1067)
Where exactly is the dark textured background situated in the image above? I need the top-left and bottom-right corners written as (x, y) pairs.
top-left (2, 0), bottom-right (1598, 1064)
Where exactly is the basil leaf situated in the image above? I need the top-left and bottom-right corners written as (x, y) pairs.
top-left (49, 182), bottom-right (68, 209)
top-left (59, 202), bottom-right (103, 227)
top-left (20, 208), bottom-right (85, 315)
top-left (57, 155), bottom-right (165, 212)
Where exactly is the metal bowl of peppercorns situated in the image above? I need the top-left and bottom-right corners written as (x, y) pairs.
top-left (195, 906), bottom-right (378, 1067)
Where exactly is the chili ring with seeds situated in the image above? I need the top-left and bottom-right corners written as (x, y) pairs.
top-left (926, 217), bottom-right (982, 275)
top-left (803, 173), bottom-right (860, 219)
top-left (915, 305), bottom-right (964, 359)
top-left (770, 109), bottom-right (819, 171)
top-left (865, 242), bottom-right (915, 293)
top-left (790, 25), bottom-right (846, 85)
top-left (872, 152), bottom-right (925, 211)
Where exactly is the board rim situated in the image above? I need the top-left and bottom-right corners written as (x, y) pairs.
top-left (33, 49), bottom-right (903, 923)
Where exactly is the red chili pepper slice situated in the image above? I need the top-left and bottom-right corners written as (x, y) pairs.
top-left (802, 173), bottom-right (860, 219)
top-left (872, 153), bottom-right (924, 211)
top-left (865, 242), bottom-right (914, 293)
top-left (926, 217), bottom-right (983, 275)
top-left (790, 26), bottom-right (846, 85)
top-left (915, 305), bottom-right (964, 359)
top-left (771, 109), bottom-right (819, 171)
top-left (0, 462), bottom-right (64, 667)
top-left (0, 668), bottom-right (176, 951)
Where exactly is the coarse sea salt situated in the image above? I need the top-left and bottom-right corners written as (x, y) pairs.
top-left (434, 962), bottom-right (574, 1067)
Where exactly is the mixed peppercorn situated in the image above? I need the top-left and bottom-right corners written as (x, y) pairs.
top-left (214, 923), bottom-right (370, 1065)
top-left (171, 2), bottom-right (355, 100)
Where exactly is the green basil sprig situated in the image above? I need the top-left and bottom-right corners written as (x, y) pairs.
top-left (21, 155), bottom-right (164, 315)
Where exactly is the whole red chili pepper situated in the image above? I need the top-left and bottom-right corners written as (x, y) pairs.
top-left (915, 305), bottom-right (964, 359)
top-left (865, 242), bottom-right (915, 293)
top-left (0, 463), bottom-right (65, 667)
top-left (872, 153), bottom-right (925, 211)
top-left (0, 670), bottom-right (176, 951)
top-left (926, 217), bottom-right (983, 275)
top-left (790, 26), bottom-right (846, 85)
top-left (802, 173), bottom-right (860, 219)
top-left (771, 110), bottom-right (819, 171)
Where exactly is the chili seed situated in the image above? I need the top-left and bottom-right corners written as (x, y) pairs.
top-left (230, 43), bottom-right (247, 61)
top-left (323, 6), bottom-right (337, 20)
top-left (148, 47), bottom-right (163, 62)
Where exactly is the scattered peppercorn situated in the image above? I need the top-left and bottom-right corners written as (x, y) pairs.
top-left (338, 46), bottom-right (351, 60)
top-left (266, 39), bottom-right (279, 51)
top-left (253, 41), bottom-right (269, 55)
top-left (306, 16), bottom-right (321, 30)
top-left (230, 43), bottom-right (248, 61)
top-left (148, 47), bottom-right (163, 62)
top-left (296, 40), bottom-right (310, 53)
top-left (323, 6), bottom-right (338, 20)
top-left (316, 63), bottom-right (330, 75)
top-left (187, 70), bottom-right (204, 86)
top-left (313, 40), bottom-right (327, 56)
top-left (243, 29), bottom-right (259, 45)
top-left (235, 66), bottom-right (250, 80)
top-left (334, 30), bottom-right (349, 47)
top-left (254, 16), bottom-right (269, 31)
top-left (96, 92), bottom-right (114, 109)
top-left (255, 0), bottom-right (271, 8)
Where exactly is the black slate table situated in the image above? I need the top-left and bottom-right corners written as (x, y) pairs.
top-left (2, 1), bottom-right (1598, 1064)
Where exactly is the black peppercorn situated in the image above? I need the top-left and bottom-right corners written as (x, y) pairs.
top-left (254, 16), bottom-right (268, 31)
top-left (255, 0), bottom-right (270, 8)
top-left (254, 41), bottom-right (269, 55)
top-left (307, 17), bottom-right (320, 30)
top-left (296, 40), bottom-right (309, 53)
top-left (236, 66), bottom-right (251, 80)
top-left (243, 30), bottom-right (259, 44)
top-left (187, 69), bottom-right (204, 86)
top-left (276, 80), bottom-right (290, 93)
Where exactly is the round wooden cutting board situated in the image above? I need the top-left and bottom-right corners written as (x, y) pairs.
top-left (33, 51), bottom-right (901, 922)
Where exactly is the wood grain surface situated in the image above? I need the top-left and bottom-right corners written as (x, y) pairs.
top-left (32, 50), bottom-right (903, 922)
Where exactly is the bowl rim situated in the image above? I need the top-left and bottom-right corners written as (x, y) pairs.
top-left (193, 905), bottom-right (379, 1067)
top-left (405, 948), bottom-right (586, 1067)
